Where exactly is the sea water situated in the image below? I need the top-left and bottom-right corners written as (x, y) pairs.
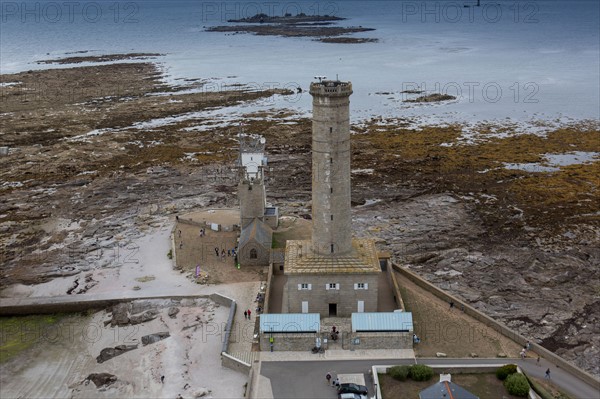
top-left (1, 0), bottom-right (598, 124)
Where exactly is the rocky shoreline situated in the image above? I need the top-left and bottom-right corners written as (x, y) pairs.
top-left (0, 58), bottom-right (598, 377)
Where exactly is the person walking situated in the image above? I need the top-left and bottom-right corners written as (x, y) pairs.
top-left (326, 372), bottom-right (332, 385)
top-left (247, 308), bottom-right (252, 319)
top-left (545, 368), bottom-right (551, 379)
top-left (244, 310), bottom-right (247, 319)
top-left (537, 356), bottom-right (541, 366)
top-left (215, 247), bottom-right (219, 256)
top-left (520, 349), bottom-right (526, 359)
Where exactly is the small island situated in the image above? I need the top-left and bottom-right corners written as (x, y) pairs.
top-left (207, 13), bottom-right (377, 43)
top-left (404, 93), bottom-right (457, 103)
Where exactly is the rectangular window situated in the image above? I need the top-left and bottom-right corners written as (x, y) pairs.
top-left (330, 187), bottom-right (333, 193)
top-left (330, 214), bottom-right (333, 221)
top-left (329, 127), bottom-right (333, 133)
top-left (326, 283), bottom-right (339, 290)
top-left (298, 283), bottom-right (312, 290)
top-left (354, 283), bottom-right (368, 290)
top-left (330, 158), bottom-right (333, 164)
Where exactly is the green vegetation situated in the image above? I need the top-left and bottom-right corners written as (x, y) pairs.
top-left (0, 314), bottom-right (63, 363)
top-left (504, 373), bottom-right (531, 397)
top-left (524, 372), bottom-right (573, 399)
top-left (389, 365), bottom-right (411, 381)
top-left (496, 364), bottom-right (518, 380)
top-left (135, 275), bottom-right (155, 283)
top-left (409, 364), bottom-right (434, 381)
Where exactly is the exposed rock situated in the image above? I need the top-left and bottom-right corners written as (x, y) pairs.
top-left (142, 332), bottom-right (170, 346)
top-left (497, 353), bottom-right (508, 358)
top-left (110, 303), bottom-right (130, 326)
top-left (436, 352), bottom-right (447, 357)
top-left (86, 373), bottom-right (117, 387)
top-left (96, 344), bottom-right (138, 363)
top-left (129, 309), bottom-right (158, 325)
top-left (193, 388), bottom-right (211, 398)
top-left (168, 307), bottom-right (180, 318)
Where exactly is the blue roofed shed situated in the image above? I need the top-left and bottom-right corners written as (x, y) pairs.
top-left (351, 312), bottom-right (413, 332)
top-left (259, 313), bottom-right (320, 333)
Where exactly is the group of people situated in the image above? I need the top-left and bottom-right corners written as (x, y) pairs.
top-left (243, 308), bottom-right (252, 319)
top-left (520, 340), bottom-right (533, 359)
top-left (325, 372), bottom-right (339, 387)
top-left (214, 247), bottom-right (237, 261)
top-left (413, 333), bottom-right (421, 344)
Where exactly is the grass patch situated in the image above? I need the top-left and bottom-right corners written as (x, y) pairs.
top-left (135, 275), bottom-right (156, 283)
top-left (0, 314), bottom-right (63, 363)
top-left (525, 373), bottom-right (573, 399)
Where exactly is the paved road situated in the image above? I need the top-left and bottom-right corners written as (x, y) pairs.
top-left (261, 358), bottom-right (600, 399)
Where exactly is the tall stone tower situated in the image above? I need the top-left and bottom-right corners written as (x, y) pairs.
top-left (309, 80), bottom-right (353, 256)
top-left (282, 79), bottom-right (381, 318)
top-left (238, 135), bottom-right (267, 228)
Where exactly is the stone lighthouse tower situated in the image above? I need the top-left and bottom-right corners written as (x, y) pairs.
top-left (309, 80), bottom-right (353, 256)
top-left (282, 79), bottom-right (382, 318)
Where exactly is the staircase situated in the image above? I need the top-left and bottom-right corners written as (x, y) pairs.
top-left (226, 351), bottom-right (258, 365)
top-left (321, 317), bottom-right (352, 349)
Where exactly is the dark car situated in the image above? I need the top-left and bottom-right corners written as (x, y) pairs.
top-left (338, 383), bottom-right (368, 396)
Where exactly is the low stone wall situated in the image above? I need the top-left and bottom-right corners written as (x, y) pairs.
top-left (0, 294), bottom-right (210, 316)
top-left (221, 352), bottom-right (251, 374)
top-left (259, 333), bottom-right (316, 352)
top-left (387, 261), bottom-right (405, 311)
top-left (177, 218), bottom-right (206, 228)
top-left (344, 332), bottom-right (412, 350)
top-left (393, 263), bottom-right (600, 388)
top-left (210, 293), bottom-right (236, 354)
top-left (246, 359), bottom-right (261, 398)
top-left (264, 261), bottom-right (275, 314)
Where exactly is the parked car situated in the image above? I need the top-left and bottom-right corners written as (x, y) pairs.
top-left (338, 383), bottom-right (368, 396)
top-left (338, 393), bottom-right (367, 399)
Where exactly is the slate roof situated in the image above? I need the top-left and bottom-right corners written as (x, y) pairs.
top-left (419, 381), bottom-right (479, 399)
top-left (239, 218), bottom-right (272, 249)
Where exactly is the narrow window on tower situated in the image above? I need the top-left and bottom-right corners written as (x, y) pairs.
top-left (330, 158), bottom-right (333, 164)
top-left (331, 244), bottom-right (334, 253)
top-left (330, 187), bottom-right (333, 193)
top-left (329, 127), bottom-right (332, 133)
top-left (331, 214), bottom-right (333, 221)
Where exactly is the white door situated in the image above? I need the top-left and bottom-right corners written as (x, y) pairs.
top-left (302, 301), bottom-right (308, 313)
top-left (357, 301), bottom-right (364, 313)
